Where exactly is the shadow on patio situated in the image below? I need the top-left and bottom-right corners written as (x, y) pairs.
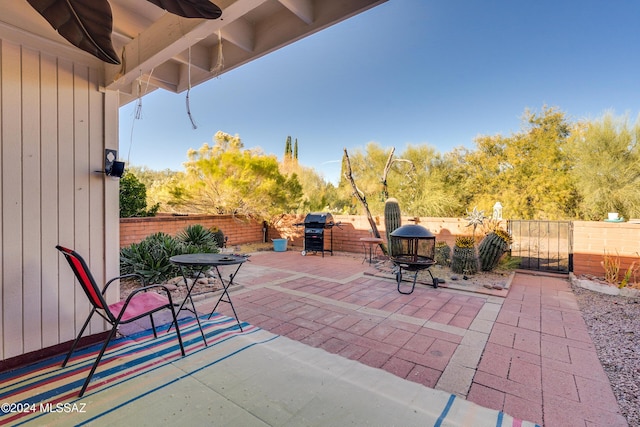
top-left (2, 250), bottom-right (626, 426)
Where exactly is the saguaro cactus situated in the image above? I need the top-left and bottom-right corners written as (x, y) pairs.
top-left (384, 198), bottom-right (402, 256)
top-left (478, 230), bottom-right (511, 271)
top-left (451, 236), bottom-right (479, 275)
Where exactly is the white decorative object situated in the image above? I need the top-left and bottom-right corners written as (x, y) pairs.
top-left (492, 202), bottom-right (503, 220)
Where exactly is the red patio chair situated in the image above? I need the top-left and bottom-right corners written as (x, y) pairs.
top-left (56, 245), bottom-right (186, 397)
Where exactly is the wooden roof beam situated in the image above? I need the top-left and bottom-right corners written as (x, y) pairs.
top-left (279, 0), bottom-right (314, 24)
top-left (105, 0), bottom-right (267, 92)
top-left (221, 18), bottom-right (255, 52)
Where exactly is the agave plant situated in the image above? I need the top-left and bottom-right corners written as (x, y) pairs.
top-left (177, 224), bottom-right (219, 253)
top-left (120, 232), bottom-right (184, 283)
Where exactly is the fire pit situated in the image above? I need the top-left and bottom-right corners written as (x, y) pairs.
top-left (389, 224), bottom-right (439, 294)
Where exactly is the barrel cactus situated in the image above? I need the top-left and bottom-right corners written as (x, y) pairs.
top-left (435, 241), bottom-right (451, 266)
top-left (384, 198), bottom-right (402, 256)
top-left (478, 229), bottom-right (511, 271)
top-left (451, 236), bottom-right (479, 274)
top-left (211, 226), bottom-right (226, 248)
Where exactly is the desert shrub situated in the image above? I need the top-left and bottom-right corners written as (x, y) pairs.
top-left (120, 232), bottom-right (184, 283)
top-left (497, 254), bottom-right (522, 270)
top-left (601, 250), bottom-right (621, 286)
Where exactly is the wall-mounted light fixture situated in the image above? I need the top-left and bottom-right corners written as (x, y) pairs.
top-left (101, 149), bottom-right (125, 178)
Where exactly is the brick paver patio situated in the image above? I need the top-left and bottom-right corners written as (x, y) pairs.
top-left (198, 250), bottom-right (627, 426)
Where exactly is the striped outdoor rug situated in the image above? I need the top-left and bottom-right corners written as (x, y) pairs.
top-left (1, 314), bottom-right (540, 427)
top-left (0, 314), bottom-right (274, 426)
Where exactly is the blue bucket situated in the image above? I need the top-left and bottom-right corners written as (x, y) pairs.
top-left (272, 238), bottom-right (287, 252)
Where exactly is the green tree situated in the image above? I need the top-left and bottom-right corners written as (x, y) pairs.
top-left (174, 131), bottom-right (302, 219)
top-left (459, 106), bottom-right (579, 220)
top-left (295, 166), bottom-right (333, 212)
top-left (126, 165), bottom-right (181, 212)
top-left (336, 142), bottom-right (395, 215)
top-left (334, 142), bottom-right (459, 217)
top-left (398, 144), bottom-right (460, 217)
top-left (567, 113), bottom-right (640, 220)
top-left (284, 135), bottom-right (292, 160)
top-left (119, 172), bottom-right (159, 217)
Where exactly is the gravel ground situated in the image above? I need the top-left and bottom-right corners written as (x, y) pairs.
top-left (572, 285), bottom-right (640, 426)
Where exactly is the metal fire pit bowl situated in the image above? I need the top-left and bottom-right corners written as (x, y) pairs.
top-left (389, 224), bottom-right (439, 294)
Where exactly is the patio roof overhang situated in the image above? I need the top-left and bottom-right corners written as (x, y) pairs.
top-left (0, 0), bottom-right (387, 107)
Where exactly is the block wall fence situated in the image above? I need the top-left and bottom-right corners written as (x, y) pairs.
top-left (120, 214), bottom-right (640, 280)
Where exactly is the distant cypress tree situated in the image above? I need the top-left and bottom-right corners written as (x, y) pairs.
top-left (294, 138), bottom-right (298, 160)
top-left (285, 136), bottom-right (292, 159)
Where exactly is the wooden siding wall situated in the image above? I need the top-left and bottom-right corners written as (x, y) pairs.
top-left (0, 38), bottom-right (120, 361)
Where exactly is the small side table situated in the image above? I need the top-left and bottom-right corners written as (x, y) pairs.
top-left (359, 237), bottom-right (384, 264)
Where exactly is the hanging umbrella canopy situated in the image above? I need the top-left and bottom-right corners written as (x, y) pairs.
top-left (26, 0), bottom-right (222, 65)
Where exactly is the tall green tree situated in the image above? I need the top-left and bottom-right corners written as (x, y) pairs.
top-left (284, 135), bottom-right (292, 160)
top-left (295, 166), bottom-right (334, 212)
top-left (459, 106), bottom-right (579, 219)
top-left (398, 144), bottom-right (460, 217)
top-left (168, 131), bottom-right (302, 219)
top-left (568, 113), bottom-right (640, 220)
top-left (337, 142), bottom-right (393, 214)
top-left (335, 142), bottom-right (458, 217)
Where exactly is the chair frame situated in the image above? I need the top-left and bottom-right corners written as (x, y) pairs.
top-left (56, 245), bottom-right (186, 397)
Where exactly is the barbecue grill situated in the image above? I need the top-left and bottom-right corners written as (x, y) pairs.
top-left (389, 224), bottom-right (439, 294)
top-left (297, 212), bottom-right (337, 257)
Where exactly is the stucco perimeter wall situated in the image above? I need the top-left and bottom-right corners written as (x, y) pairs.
top-left (572, 221), bottom-right (640, 279)
top-left (120, 214), bottom-right (640, 279)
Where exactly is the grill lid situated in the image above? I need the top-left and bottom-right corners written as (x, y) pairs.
top-left (390, 224), bottom-right (434, 238)
top-left (304, 212), bottom-right (334, 225)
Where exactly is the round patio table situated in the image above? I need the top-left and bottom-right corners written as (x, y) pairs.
top-left (169, 253), bottom-right (249, 344)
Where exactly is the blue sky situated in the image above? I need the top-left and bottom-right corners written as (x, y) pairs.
top-left (119, 0), bottom-right (640, 184)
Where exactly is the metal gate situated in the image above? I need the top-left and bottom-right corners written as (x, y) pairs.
top-left (507, 220), bottom-right (573, 273)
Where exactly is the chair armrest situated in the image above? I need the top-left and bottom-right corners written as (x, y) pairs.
top-left (103, 273), bottom-right (146, 294)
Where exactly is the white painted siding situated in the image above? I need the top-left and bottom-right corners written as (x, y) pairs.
top-left (0, 38), bottom-right (120, 361)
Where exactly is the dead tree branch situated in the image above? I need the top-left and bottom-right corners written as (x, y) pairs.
top-left (343, 148), bottom-right (386, 254)
top-left (381, 148), bottom-right (415, 200)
